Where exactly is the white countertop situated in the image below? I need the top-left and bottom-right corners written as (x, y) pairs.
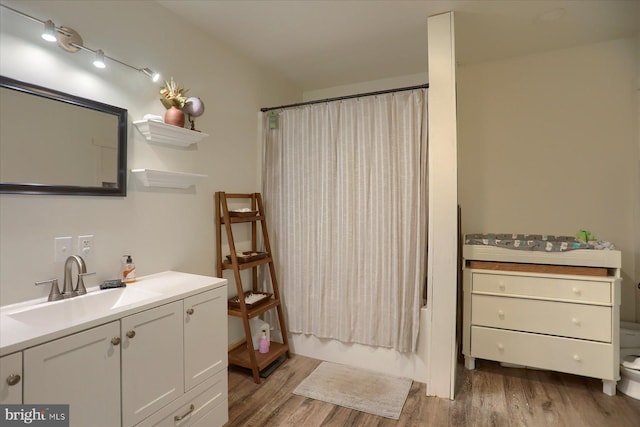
top-left (0, 271), bottom-right (227, 357)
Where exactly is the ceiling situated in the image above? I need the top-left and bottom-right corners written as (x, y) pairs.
top-left (157, 0), bottom-right (640, 91)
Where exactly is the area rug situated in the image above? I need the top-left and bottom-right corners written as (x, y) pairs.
top-left (292, 361), bottom-right (412, 420)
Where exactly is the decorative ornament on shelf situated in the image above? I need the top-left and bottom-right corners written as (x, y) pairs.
top-left (159, 77), bottom-right (188, 127)
top-left (182, 97), bottom-right (205, 132)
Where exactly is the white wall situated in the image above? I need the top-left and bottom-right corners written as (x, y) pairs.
top-left (0, 0), bottom-right (300, 325)
top-left (302, 72), bottom-right (427, 101)
top-left (425, 12), bottom-right (458, 399)
top-left (457, 37), bottom-right (639, 321)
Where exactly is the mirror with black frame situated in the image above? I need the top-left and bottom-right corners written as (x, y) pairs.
top-left (0, 76), bottom-right (127, 196)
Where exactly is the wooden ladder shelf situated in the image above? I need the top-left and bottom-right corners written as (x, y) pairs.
top-left (215, 192), bottom-right (290, 383)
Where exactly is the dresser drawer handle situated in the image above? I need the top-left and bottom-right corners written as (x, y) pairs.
top-left (497, 343), bottom-right (504, 351)
top-left (497, 309), bottom-right (505, 319)
top-left (573, 354), bottom-right (582, 362)
top-left (571, 317), bottom-right (581, 326)
top-left (572, 287), bottom-right (581, 295)
top-left (498, 282), bottom-right (506, 291)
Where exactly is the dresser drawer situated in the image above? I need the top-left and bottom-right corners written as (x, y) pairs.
top-left (472, 272), bottom-right (611, 304)
top-left (470, 326), bottom-right (616, 380)
top-left (471, 295), bottom-right (611, 342)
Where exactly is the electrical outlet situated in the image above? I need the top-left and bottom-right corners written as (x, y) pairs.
top-left (78, 235), bottom-right (94, 258)
top-left (54, 236), bottom-right (72, 262)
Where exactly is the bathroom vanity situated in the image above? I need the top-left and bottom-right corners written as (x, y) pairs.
top-left (462, 245), bottom-right (621, 395)
top-left (0, 271), bottom-right (228, 427)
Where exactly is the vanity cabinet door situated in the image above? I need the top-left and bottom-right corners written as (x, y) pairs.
top-left (0, 352), bottom-right (22, 404)
top-left (121, 301), bottom-right (183, 427)
top-left (184, 287), bottom-right (227, 391)
top-left (23, 321), bottom-right (121, 427)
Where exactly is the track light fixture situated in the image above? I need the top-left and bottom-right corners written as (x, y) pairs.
top-left (1, 3), bottom-right (160, 82)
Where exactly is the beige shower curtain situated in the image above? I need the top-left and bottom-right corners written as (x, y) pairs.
top-left (262, 89), bottom-right (428, 352)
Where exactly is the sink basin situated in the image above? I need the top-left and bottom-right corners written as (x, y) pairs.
top-left (7, 287), bottom-right (161, 327)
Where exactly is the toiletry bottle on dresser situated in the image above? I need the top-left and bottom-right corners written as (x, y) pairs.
top-left (122, 255), bottom-right (136, 283)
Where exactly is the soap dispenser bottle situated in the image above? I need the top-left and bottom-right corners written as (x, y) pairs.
top-left (122, 255), bottom-right (136, 284)
top-left (258, 330), bottom-right (270, 354)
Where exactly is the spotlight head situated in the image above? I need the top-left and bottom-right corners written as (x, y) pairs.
top-left (142, 68), bottom-right (161, 82)
top-left (42, 20), bottom-right (56, 42)
top-left (93, 49), bottom-right (106, 69)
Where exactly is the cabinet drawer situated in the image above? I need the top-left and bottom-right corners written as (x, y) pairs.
top-left (471, 295), bottom-right (611, 342)
top-left (470, 326), bottom-right (616, 380)
top-left (191, 399), bottom-right (228, 427)
top-left (135, 370), bottom-right (227, 427)
top-left (472, 272), bottom-right (611, 304)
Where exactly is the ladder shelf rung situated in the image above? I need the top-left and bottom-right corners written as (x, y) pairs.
top-left (227, 298), bottom-right (281, 318)
top-left (228, 342), bottom-right (289, 371)
top-left (221, 215), bottom-right (265, 224)
top-left (222, 256), bottom-right (272, 270)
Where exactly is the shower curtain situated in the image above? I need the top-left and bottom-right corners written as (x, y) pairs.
top-left (262, 89), bottom-right (428, 352)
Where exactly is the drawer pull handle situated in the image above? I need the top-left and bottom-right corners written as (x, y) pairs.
top-left (498, 284), bottom-right (506, 291)
top-left (174, 404), bottom-right (195, 421)
top-left (186, 308), bottom-right (194, 315)
top-left (573, 354), bottom-right (581, 362)
top-left (126, 330), bottom-right (136, 339)
top-left (6, 374), bottom-right (21, 386)
top-left (497, 309), bottom-right (505, 318)
top-left (572, 287), bottom-right (581, 295)
top-left (111, 337), bottom-right (121, 345)
top-left (571, 318), bottom-right (581, 326)
top-left (497, 343), bottom-right (504, 351)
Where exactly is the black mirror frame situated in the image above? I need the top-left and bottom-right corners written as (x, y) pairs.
top-left (0, 76), bottom-right (128, 196)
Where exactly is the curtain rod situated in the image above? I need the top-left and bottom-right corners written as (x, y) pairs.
top-left (260, 83), bottom-right (428, 113)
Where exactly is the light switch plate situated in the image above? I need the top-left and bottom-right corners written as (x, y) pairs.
top-left (54, 236), bottom-right (72, 262)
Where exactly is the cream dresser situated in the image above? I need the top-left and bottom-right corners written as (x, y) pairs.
top-left (462, 244), bottom-right (622, 395)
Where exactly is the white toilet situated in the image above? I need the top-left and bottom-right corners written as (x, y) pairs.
top-left (618, 321), bottom-right (640, 399)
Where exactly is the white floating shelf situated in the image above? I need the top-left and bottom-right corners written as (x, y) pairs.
top-left (133, 119), bottom-right (209, 147)
top-left (131, 169), bottom-right (208, 189)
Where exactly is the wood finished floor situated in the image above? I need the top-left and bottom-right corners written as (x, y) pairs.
top-left (227, 354), bottom-right (640, 426)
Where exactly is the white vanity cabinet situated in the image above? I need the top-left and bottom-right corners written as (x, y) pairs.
top-left (24, 321), bottom-right (121, 426)
top-left (462, 245), bottom-right (621, 396)
top-left (0, 352), bottom-right (23, 404)
top-left (0, 272), bottom-right (228, 427)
